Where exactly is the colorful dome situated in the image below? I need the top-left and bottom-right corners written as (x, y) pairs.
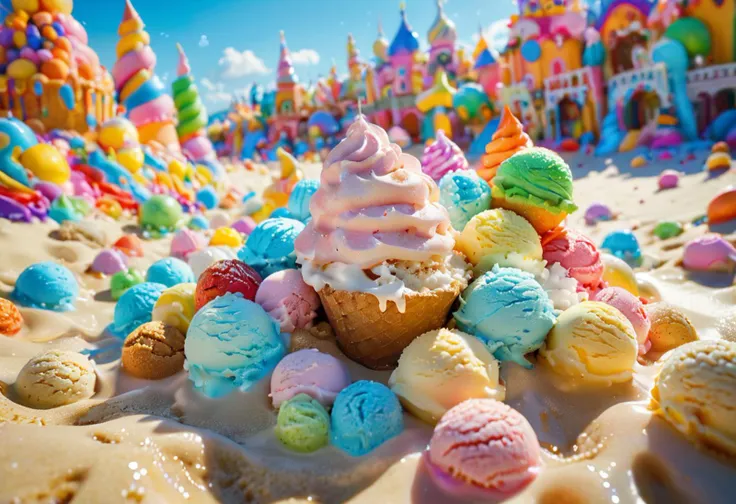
top-left (427, 0), bottom-right (457, 46)
top-left (373, 21), bottom-right (389, 63)
top-left (474, 45), bottom-right (497, 69)
top-left (277, 31), bottom-right (297, 85)
top-left (388, 5), bottom-right (420, 57)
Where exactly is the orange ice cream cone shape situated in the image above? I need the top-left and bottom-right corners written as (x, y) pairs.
top-left (478, 106), bottom-right (532, 183)
top-left (112, 0), bottom-right (180, 154)
top-left (173, 43), bottom-right (216, 163)
top-left (263, 148), bottom-right (304, 209)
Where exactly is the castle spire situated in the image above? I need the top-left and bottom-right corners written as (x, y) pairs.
top-left (277, 30), bottom-right (297, 85)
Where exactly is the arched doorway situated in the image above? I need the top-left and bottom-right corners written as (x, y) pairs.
top-left (558, 96), bottom-right (583, 139)
top-left (401, 112), bottom-right (421, 140)
top-left (624, 90), bottom-right (660, 130)
top-left (714, 88), bottom-right (735, 117)
top-left (696, 92), bottom-right (713, 133)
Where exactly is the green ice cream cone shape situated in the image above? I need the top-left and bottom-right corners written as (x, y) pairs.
top-left (173, 43), bottom-right (215, 162)
top-left (491, 147), bottom-right (577, 234)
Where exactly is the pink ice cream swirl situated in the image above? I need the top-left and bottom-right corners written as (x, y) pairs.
top-left (420, 130), bottom-right (469, 182)
top-left (295, 116), bottom-right (455, 269)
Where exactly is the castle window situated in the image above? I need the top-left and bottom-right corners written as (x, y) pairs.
top-left (280, 100), bottom-right (293, 114)
top-left (398, 68), bottom-right (406, 77)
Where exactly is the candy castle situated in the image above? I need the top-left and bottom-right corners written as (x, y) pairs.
top-left (0, 0), bottom-right (115, 133)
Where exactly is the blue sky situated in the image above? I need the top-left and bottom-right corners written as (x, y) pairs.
top-left (2, 0), bottom-right (516, 113)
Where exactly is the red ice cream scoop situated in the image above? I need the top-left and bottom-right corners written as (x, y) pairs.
top-left (195, 259), bottom-right (262, 311)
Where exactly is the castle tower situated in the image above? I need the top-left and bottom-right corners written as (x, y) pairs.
top-left (427, 0), bottom-right (457, 79)
top-left (347, 34), bottom-right (361, 82)
top-left (172, 44), bottom-right (215, 162)
top-left (388, 3), bottom-right (420, 96)
top-left (275, 31), bottom-right (301, 117)
top-left (113, 0), bottom-right (179, 152)
top-left (344, 34), bottom-right (365, 101)
top-left (473, 29), bottom-right (500, 99)
top-left (373, 21), bottom-right (389, 67)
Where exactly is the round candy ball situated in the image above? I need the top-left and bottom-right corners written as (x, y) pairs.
top-left (12, 261), bottom-right (78, 312)
top-left (19, 143), bottom-right (70, 184)
top-left (146, 257), bottom-right (195, 287)
top-left (584, 202), bottom-right (612, 226)
top-left (139, 195), bottom-right (185, 234)
top-left (0, 298), bottom-right (23, 336)
top-left (194, 259), bottom-right (261, 311)
top-left (653, 221), bottom-right (683, 239)
top-left (601, 229), bottom-right (641, 266)
top-left (122, 321), bottom-right (185, 380)
top-left (188, 214), bottom-right (209, 230)
top-left (330, 380), bottom-right (404, 456)
top-left (658, 169), bottom-right (680, 190)
top-left (196, 186), bottom-right (219, 210)
top-left (209, 227), bottom-right (243, 248)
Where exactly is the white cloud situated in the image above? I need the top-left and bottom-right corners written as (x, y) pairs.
top-left (199, 79), bottom-right (232, 104)
top-left (290, 49), bottom-right (320, 66)
top-left (199, 35), bottom-right (209, 48)
top-left (218, 48), bottom-right (270, 79)
top-left (206, 92), bottom-right (233, 104)
top-left (486, 18), bottom-right (511, 52)
top-left (200, 78), bottom-right (219, 92)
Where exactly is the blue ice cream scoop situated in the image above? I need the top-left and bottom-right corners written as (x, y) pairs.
top-left (237, 217), bottom-right (305, 278)
top-left (330, 380), bottom-right (404, 456)
top-left (108, 282), bottom-right (166, 338)
top-left (601, 229), bottom-right (642, 266)
top-left (270, 207), bottom-right (293, 219)
top-left (196, 186), bottom-right (219, 210)
top-left (453, 265), bottom-right (556, 368)
top-left (438, 171), bottom-right (491, 231)
top-left (188, 214), bottom-right (209, 230)
top-left (12, 261), bottom-right (78, 312)
top-left (146, 257), bottom-right (195, 287)
top-left (287, 179), bottom-right (319, 222)
top-left (184, 292), bottom-right (285, 398)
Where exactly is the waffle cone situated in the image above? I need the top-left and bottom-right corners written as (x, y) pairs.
top-left (492, 195), bottom-right (566, 234)
top-left (319, 284), bottom-right (461, 370)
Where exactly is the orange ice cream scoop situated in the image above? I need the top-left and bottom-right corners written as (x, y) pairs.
top-left (0, 298), bottom-right (23, 336)
top-left (478, 106), bottom-right (532, 183)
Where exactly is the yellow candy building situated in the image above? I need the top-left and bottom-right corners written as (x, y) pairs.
top-left (0, 0), bottom-right (115, 133)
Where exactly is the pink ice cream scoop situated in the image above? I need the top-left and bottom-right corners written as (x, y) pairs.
top-left (255, 269), bottom-right (320, 333)
top-left (542, 227), bottom-right (606, 293)
top-left (170, 229), bottom-right (207, 260)
top-left (90, 249), bottom-right (128, 275)
top-left (592, 286), bottom-right (651, 354)
top-left (682, 235), bottom-right (736, 272)
top-left (428, 399), bottom-right (541, 497)
top-left (231, 217), bottom-right (257, 236)
top-left (294, 115), bottom-right (455, 269)
top-left (420, 130), bottom-right (469, 182)
top-left (270, 348), bottom-right (351, 408)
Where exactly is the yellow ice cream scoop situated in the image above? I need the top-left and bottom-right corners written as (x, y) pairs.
top-left (601, 253), bottom-right (639, 296)
top-left (651, 339), bottom-right (736, 457)
top-left (645, 303), bottom-right (698, 353)
top-left (540, 301), bottom-right (638, 386)
top-left (209, 227), bottom-right (243, 248)
top-left (151, 283), bottom-right (196, 334)
top-left (389, 328), bottom-right (505, 424)
top-left (456, 208), bottom-right (544, 276)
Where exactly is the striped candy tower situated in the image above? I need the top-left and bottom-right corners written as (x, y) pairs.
top-left (172, 43), bottom-right (215, 162)
top-left (112, 0), bottom-right (180, 153)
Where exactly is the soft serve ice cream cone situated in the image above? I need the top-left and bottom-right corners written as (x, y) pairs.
top-left (295, 116), bottom-right (470, 370)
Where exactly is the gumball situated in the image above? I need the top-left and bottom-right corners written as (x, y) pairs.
top-left (6, 48), bottom-right (20, 62)
top-left (51, 48), bottom-right (69, 65)
top-left (41, 0), bottom-right (73, 15)
top-left (41, 24), bottom-right (57, 41)
top-left (26, 24), bottom-right (41, 49)
top-left (54, 36), bottom-right (71, 53)
top-left (12, 0), bottom-right (40, 14)
top-left (7, 58), bottom-right (36, 79)
top-left (51, 21), bottom-right (64, 37)
top-left (41, 58), bottom-right (68, 80)
top-left (11, 17), bottom-right (27, 31)
top-left (31, 12), bottom-right (52, 26)
top-left (0, 29), bottom-right (14, 48)
top-left (37, 48), bottom-right (52, 62)
top-left (13, 30), bottom-right (27, 48)
top-left (19, 47), bottom-right (39, 64)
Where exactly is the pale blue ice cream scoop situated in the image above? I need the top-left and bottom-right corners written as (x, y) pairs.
top-left (330, 380), bottom-right (404, 456)
top-left (146, 257), bottom-right (195, 287)
top-left (12, 261), bottom-right (78, 312)
top-left (184, 292), bottom-right (285, 398)
top-left (238, 217), bottom-right (305, 278)
top-left (108, 282), bottom-right (166, 338)
top-left (453, 265), bottom-right (556, 368)
top-left (438, 171), bottom-right (491, 232)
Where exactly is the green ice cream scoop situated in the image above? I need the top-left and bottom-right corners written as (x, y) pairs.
top-left (492, 147), bottom-right (577, 215)
top-left (275, 393), bottom-right (330, 453)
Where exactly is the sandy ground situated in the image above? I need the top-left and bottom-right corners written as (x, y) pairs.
top-left (0, 150), bottom-right (733, 504)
